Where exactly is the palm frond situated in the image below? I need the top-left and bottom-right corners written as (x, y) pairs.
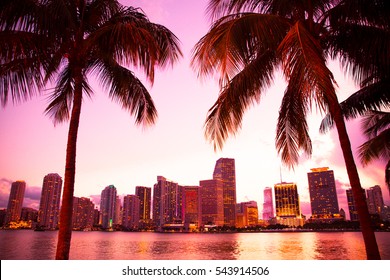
top-left (204, 50), bottom-right (278, 150)
top-left (328, 24), bottom-right (390, 85)
top-left (358, 128), bottom-right (390, 165)
top-left (0, 0), bottom-right (40, 31)
top-left (319, 79), bottom-right (390, 133)
top-left (86, 6), bottom-right (181, 84)
top-left (44, 66), bottom-right (75, 124)
top-left (45, 66), bottom-right (93, 124)
top-left (192, 12), bottom-right (289, 86)
top-left (207, 0), bottom-right (334, 20)
top-left (327, 0), bottom-right (390, 28)
top-left (275, 21), bottom-right (339, 166)
top-left (386, 160), bottom-right (390, 192)
top-left (0, 30), bottom-right (48, 105)
top-left (91, 58), bottom-right (157, 126)
top-left (277, 20), bottom-right (337, 113)
top-left (275, 74), bottom-right (312, 168)
top-left (84, 0), bottom-right (121, 33)
top-left (361, 110), bottom-right (390, 138)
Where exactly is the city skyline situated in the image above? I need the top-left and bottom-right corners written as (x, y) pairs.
top-left (0, 0), bottom-right (389, 219)
top-left (2, 161), bottom-right (389, 222)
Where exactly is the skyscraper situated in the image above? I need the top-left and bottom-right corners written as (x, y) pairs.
top-left (307, 167), bottom-right (340, 221)
top-left (5, 181), bottom-right (26, 225)
top-left (122, 195), bottom-right (140, 230)
top-left (38, 173), bottom-right (62, 230)
top-left (199, 179), bottom-right (224, 226)
top-left (182, 186), bottom-right (201, 227)
top-left (115, 196), bottom-right (122, 226)
top-left (213, 158), bottom-right (236, 226)
top-left (262, 187), bottom-right (274, 220)
top-left (100, 185), bottom-right (117, 229)
top-left (135, 186), bottom-right (151, 223)
top-left (366, 185), bottom-right (385, 217)
top-left (346, 188), bottom-right (360, 221)
top-left (72, 197), bottom-right (95, 230)
top-left (153, 176), bottom-right (182, 228)
top-left (274, 182), bottom-right (304, 227)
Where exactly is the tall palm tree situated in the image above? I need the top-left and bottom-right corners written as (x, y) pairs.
top-left (192, 0), bottom-right (389, 259)
top-left (0, 0), bottom-right (181, 259)
top-left (320, 63), bottom-right (390, 194)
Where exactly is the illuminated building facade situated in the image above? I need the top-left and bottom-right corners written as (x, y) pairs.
top-left (199, 179), bottom-right (224, 226)
top-left (274, 182), bottom-right (304, 227)
top-left (0, 209), bottom-right (6, 227)
top-left (213, 158), bottom-right (236, 226)
top-left (72, 197), bottom-right (94, 230)
top-left (122, 195), bottom-right (140, 230)
top-left (5, 181), bottom-right (26, 225)
top-left (346, 188), bottom-right (361, 221)
top-left (153, 176), bottom-right (183, 228)
top-left (237, 201), bottom-right (258, 227)
top-left (182, 186), bottom-right (201, 227)
top-left (135, 186), bottom-right (151, 224)
top-left (262, 187), bottom-right (274, 220)
top-left (100, 185), bottom-right (117, 229)
top-left (38, 173), bottom-right (62, 230)
top-left (20, 207), bottom-right (38, 223)
top-left (366, 185), bottom-right (385, 217)
top-left (308, 167), bottom-right (340, 222)
top-left (115, 196), bottom-right (122, 226)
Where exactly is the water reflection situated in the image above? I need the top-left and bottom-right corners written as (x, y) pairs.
top-left (1, 231), bottom-right (389, 260)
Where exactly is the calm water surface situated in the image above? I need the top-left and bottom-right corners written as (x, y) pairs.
top-left (1, 231), bottom-right (389, 260)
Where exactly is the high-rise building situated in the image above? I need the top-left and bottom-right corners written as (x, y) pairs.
top-left (153, 176), bottom-right (182, 228)
top-left (115, 196), bottom-right (122, 226)
top-left (262, 187), bottom-right (274, 220)
top-left (5, 181), bottom-right (26, 225)
top-left (93, 208), bottom-right (100, 226)
top-left (100, 185), bottom-right (117, 229)
top-left (366, 185), bottom-right (385, 217)
top-left (199, 179), bottom-right (224, 226)
top-left (20, 207), bottom-right (38, 223)
top-left (346, 188), bottom-right (365, 221)
top-left (122, 195), bottom-right (140, 230)
top-left (135, 186), bottom-right (151, 223)
top-left (274, 182), bottom-right (304, 227)
top-left (0, 209), bottom-right (6, 227)
top-left (213, 158), bottom-right (236, 226)
top-left (72, 197), bottom-right (94, 230)
top-left (38, 173), bottom-right (62, 230)
top-left (182, 186), bottom-right (201, 227)
top-left (237, 201), bottom-right (258, 227)
top-left (307, 167), bottom-right (340, 221)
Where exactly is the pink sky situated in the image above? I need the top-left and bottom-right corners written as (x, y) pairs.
top-left (0, 0), bottom-right (388, 217)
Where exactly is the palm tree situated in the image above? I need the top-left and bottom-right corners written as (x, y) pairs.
top-left (0, 0), bottom-right (181, 259)
top-left (192, 0), bottom-right (389, 259)
top-left (320, 63), bottom-right (390, 194)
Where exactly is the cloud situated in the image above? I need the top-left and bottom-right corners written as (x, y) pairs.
top-left (0, 178), bottom-right (42, 209)
top-left (0, 178), bottom-right (12, 208)
top-left (25, 186), bottom-right (42, 201)
top-left (23, 186), bottom-right (42, 209)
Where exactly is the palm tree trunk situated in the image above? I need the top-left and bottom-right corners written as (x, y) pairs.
top-left (329, 98), bottom-right (381, 260)
top-left (55, 68), bottom-right (83, 260)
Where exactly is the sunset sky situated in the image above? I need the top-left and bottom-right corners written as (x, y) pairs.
top-left (0, 0), bottom-right (388, 217)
